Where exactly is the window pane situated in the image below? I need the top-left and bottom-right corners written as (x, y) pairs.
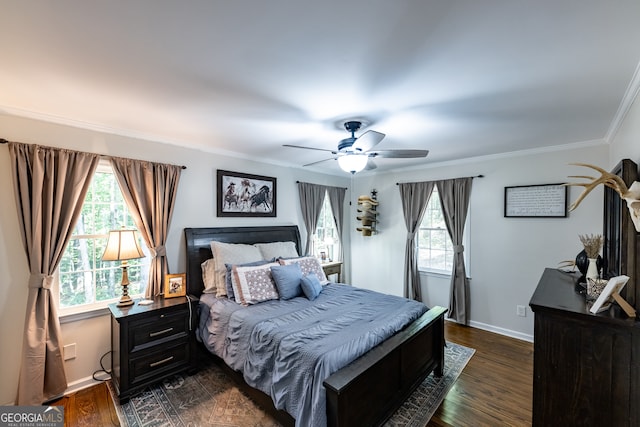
top-left (417, 189), bottom-right (457, 272)
top-left (59, 166), bottom-right (149, 309)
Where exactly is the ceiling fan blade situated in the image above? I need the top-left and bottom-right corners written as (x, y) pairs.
top-left (303, 157), bottom-right (337, 167)
top-left (352, 130), bottom-right (385, 152)
top-left (283, 144), bottom-right (337, 154)
top-left (369, 149), bottom-right (429, 158)
top-left (364, 158), bottom-right (377, 170)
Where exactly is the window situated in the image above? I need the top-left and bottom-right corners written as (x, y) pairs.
top-left (313, 194), bottom-right (340, 262)
top-left (417, 188), bottom-right (469, 273)
top-left (58, 162), bottom-right (148, 311)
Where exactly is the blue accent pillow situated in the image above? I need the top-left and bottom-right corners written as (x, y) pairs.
top-left (225, 258), bottom-right (274, 300)
top-left (300, 273), bottom-right (323, 301)
top-left (270, 263), bottom-right (303, 300)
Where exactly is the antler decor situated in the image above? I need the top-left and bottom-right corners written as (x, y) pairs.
top-left (565, 163), bottom-right (640, 232)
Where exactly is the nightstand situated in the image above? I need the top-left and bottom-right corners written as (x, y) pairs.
top-left (109, 296), bottom-right (199, 403)
top-left (322, 261), bottom-right (343, 283)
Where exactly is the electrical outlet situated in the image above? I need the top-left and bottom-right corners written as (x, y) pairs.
top-left (516, 305), bottom-right (526, 317)
top-left (63, 343), bottom-right (76, 360)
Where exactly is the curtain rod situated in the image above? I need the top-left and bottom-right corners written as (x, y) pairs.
top-left (396, 174), bottom-right (484, 185)
top-left (296, 180), bottom-right (347, 190)
top-left (0, 138), bottom-right (186, 169)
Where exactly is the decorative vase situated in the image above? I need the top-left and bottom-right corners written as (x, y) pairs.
top-left (586, 258), bottom-right (599, 282)
top-left (575, 250), bottom-right (603, 283)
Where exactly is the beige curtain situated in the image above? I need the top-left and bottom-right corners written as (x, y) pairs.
top-left (110, 158), bottom-right (182, 298)
top-left (8, 142), bottom-right (99, 404)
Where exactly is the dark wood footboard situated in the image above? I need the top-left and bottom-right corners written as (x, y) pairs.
top-left (323, 306), bottom-right (447, 427)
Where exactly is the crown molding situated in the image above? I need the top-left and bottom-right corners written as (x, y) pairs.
top-left (605, 59), bottom-right (640, 143)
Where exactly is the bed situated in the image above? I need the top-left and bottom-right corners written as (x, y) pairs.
top-left (184, 225), bottom-right (447, 427)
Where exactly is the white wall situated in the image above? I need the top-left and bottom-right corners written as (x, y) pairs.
top-left (610, 92), bottom-right (640, 167)
top-left (350, 144), bottom-right (608, 340)
top-left (0, 113), bottom-right (350, 404)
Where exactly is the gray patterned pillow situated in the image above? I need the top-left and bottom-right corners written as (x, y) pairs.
top-left (231, 262), bottom-right (280, 306)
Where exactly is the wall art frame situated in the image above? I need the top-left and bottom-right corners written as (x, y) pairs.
top-left (504, 183), bottom-right (567, 218)
top-left (164, 273), bottom-right (186, 298)
top-left (217, 169), bottom-right (277, 217)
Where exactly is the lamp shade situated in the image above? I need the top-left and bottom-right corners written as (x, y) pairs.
top-left (102, 229), bottom-right (145, 261)
top-left (338, 154), bottom-right (368, 174)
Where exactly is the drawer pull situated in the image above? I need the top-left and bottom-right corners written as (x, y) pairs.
top-left (149, 327), bottom-right (174, 337)
top-left (150, 356), bottom-right (174, 368)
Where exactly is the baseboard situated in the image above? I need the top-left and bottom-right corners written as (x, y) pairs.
top-left (447, 318), bottom-right (534, 343)
top-left (63, 375), bottom-right (110, 396)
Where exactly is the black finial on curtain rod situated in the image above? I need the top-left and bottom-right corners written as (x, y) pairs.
top-left (0, 139), bottom-right (8, 144)
top-left (396, 174), bottom-right (484, 185)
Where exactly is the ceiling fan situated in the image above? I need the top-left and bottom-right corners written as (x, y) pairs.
top-left (283, 120), bottom-right (429, 174)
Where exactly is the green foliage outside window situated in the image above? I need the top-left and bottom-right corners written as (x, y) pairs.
top-left (58, 168), bottom-right (148, 308)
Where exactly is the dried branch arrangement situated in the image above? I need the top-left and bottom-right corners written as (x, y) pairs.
top-left (579, 234), bottom-right (603, 258)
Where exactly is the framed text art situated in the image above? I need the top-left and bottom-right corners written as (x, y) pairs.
top-left (217, 170), bottom-right (277, 217)
top-left (504, 183), bottom-right (567, 218)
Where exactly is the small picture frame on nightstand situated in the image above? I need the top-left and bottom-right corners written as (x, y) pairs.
top-left (164, 273), bottom-right (186, 298)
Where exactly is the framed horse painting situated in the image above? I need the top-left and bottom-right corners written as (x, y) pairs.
top-left (216, 169), bottom-right (277, 217)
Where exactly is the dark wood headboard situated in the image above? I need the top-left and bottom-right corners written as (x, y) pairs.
top-left (184, 225), bottom-right (302, 297)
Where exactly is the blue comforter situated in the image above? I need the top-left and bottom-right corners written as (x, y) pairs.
top-left (198, 284), bottom-right (428, 427)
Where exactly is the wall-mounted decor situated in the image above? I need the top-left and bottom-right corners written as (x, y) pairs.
top-left (164, 273), bottom-right (186, 298)
top-left (217, 170), bottom-right (277, 217)
top-left (504, 183), bottom-right (567, 218)
top-left (356, 190), bottom-right (378, 236)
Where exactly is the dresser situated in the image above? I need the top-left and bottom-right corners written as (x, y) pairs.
top-left (529, 268), bottom-right (640, 426)
top-left (109, 296), bottom-right (199, 403)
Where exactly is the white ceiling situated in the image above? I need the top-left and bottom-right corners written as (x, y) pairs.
top-left (1, 1), bottom-right (640, 174)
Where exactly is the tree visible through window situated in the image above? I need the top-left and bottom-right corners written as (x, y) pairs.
top-left (58, 164), bottom-right (148, 309)
top-left (418, 188), bottom-right (458, 272)
top-left (313, 194), bottom-right (340, 262)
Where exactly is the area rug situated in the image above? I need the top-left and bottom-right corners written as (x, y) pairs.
top-left (111, 342), bottom-right (474, 427)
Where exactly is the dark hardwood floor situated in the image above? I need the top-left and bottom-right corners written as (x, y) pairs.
top-left (51, 321), bottom-right (533, 426)
top-left (429, 321), bottom-right (534, 426)
top-left (50, 377), bottom-right (120, 427)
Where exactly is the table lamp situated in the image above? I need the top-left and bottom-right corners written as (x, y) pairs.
top-left (102, 229), bottom-right (145, 307)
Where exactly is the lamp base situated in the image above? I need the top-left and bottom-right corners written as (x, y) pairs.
top-left (117, 294), bottom-right (134, 307)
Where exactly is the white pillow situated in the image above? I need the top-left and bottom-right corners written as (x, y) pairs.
top-left (254, 241), bottom-right (299, 260)
top-left (278, 256), bottom-right (329, 284)
top-left (231, 262), bottom-right (280, 306)
top-left (201, 258), bottom-right (217, 294)
top-left (210, 241), bottom-right (263, 297)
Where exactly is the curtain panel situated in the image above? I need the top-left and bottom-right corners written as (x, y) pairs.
top-left (437, 178), bottom-right (472, 324)
top-left (8, 142), bottom-right (99, 404)
top-left (110, 157), bottom-right (182, 298)
top-left (326, 186), bottom-right (346, 261)
top-left (398, 182), bottom-right (435, 301)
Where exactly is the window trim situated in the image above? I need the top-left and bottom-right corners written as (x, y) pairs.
top-left (57, 159), bottom-right (146, 318)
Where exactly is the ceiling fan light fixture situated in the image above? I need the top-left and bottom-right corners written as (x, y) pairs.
top-left (338, 154), bottom-right (368, 174)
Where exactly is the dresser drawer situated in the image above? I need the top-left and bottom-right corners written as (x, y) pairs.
top-left (130, 310), bottom-right (189, 352)
top-left (129, 339), bottom-right (190, 386)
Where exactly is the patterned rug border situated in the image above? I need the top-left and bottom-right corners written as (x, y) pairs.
top-left (109, 342), bottom-right (474, 427)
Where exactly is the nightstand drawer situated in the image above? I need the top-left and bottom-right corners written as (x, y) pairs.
top-left (129, 340), bottom-right (190, 386)
top-left (130, 310), bottom-right (189, 351)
